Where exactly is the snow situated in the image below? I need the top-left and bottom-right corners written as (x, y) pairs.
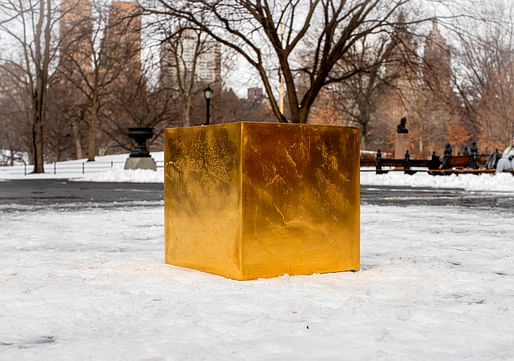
top-left (360, 170), bottom-right (514, 193)
top-left (1, 152), bottom-right (513, 193)
top-left (0, 153), bottom-right (164, 183)
top-left (1, 151), bottom-right (514, 359)
top-left (1, 203), bottom-right (513, 360)
top-left (79, 167), bottom-right (164, 183)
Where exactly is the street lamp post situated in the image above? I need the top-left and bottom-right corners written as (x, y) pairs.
top-left (203, 86), bottom-right (213, 125)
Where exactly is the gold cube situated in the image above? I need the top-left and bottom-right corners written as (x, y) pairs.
top-left (164, 122), bottom-right (360, 280)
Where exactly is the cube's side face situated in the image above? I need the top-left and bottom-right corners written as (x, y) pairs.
top-left (241, 123), bottom-right (360, 280)
top-left (164, 124), bottom-right (243, 279)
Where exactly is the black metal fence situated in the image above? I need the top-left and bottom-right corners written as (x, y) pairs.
top-left (11, 160), bottom-right (165, 176)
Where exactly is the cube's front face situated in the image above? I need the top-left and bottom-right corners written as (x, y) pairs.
top-left (240, 123), bottom-right (360, 279)
top-left (165, 122), bottom-right (360, 280)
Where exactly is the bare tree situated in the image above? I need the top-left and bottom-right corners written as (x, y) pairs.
top-left (159, 26), bottom-right (221, 127)
top-left (453, 15), bottom-right (514, 150)
top-left (58, 0), bottom-right (143, 161)
top-left (0, 0), bottom-right (60, 172)
top-left (0, 62), bottom-right (32, 164)
top-left (45, 78), bottom-right (87, 160)
top-left (329, 33), bottom-right (415, 147)
top-left (101, 62), bottom-right (175, 153)
top-left (141, 0), bottom-right (432, 124)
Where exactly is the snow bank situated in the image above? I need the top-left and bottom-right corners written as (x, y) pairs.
top-left (360, 171), bottom-right (514, 193)
top-left (79, 167), bottom-right (163, 183)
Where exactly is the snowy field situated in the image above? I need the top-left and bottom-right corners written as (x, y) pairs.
top-left (1, 203), bottom-right (513, 360)
top-left (1, 152), bottom-right (514, 360)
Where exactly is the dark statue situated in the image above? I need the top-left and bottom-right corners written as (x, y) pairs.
top-left (397, 117), bottom-right (408, 134)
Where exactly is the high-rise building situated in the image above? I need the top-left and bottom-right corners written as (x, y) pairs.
top-left (59, 0), bottom-right (93, 77)
top-left (418, 18), bottom-right (454, 151)
top-left (160, 29), bottom-right (221, 90)
top-left (385, 13), bottom-right (419, 89)
top-left (103, 1), bottom-right (142, 77)
top-left (0, 62), bottom-right (23, 95)
top-left (423, 19), bottom-right (452, 96)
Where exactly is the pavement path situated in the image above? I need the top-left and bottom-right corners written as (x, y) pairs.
top-left (1, 179), bottom-right (513, 212)
top-left (0, 180), bottom-right (163, 211)
top-left (360, 184), bottom-right (514, 210)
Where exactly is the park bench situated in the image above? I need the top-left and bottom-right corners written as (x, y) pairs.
top-left (361, 152), bottom-right (513, 175)
top-left (376, 158), bottom-right (430, 174)
top-left (360, 146), bottom-right (513, 175)
top-left (362, 154), bottom-right (430, 174)
top-left (426, 155), bottom-right (509, 175)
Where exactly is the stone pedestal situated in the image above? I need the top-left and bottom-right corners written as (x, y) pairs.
top-left (395, 133), bottom-right (409, 159)
top-left (124, 157), bottom-right (157, 171)
top-left (164, 122), bottom-right (360, 280)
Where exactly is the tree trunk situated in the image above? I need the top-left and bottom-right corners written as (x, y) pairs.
top-left (360, 123), bottom-right (367, 149)
top-left (88, 93), bottom-right (97, 161)
top-left (87, 114), bottom-right (96, 161)
top-left (10, 149), bottom-right (14, 166)
top-left (71, 119), bottom-right (83, 159)
top-left (182, 97), bottom-right (191, 127)
top-left (360, 105), bottom-right (370, 149)
top-left (32, 90), bottom-right (45, 173)
top-left (293, 106), bottom-right (311, 125)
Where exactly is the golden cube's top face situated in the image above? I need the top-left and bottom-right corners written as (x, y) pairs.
top-left (165, 122), bottom-right (360, 280)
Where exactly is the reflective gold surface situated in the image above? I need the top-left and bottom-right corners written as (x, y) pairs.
top-left (165, 122), bottom-right (360, 280)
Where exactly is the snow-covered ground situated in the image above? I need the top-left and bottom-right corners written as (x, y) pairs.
top-left (0, 153), bottom-right (164, 183)
top-left (1, 152), bottom-right (513, 360)
top-left (1, 152), bottom-right (513, 192)
top-left (1, 203), bottom-right (513, 360)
